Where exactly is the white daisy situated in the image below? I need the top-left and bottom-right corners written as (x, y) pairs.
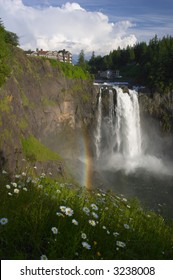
top-left (14, 188), bottom-right (19, 194)
top-left (88, 220), bottom-right (96, 227)
top-left (51, 227), bottom-right (58, 234)
top-left (81, 233), bottom-right (87, 239)
top-left (40, 255), bottom-right (48, 260)
top-left (83, 207), bottom-right (90, 215)
top-left (116, 241), bottom-right (126, 248)
top-left (65, 207), bottom-right (74, 217)
top-left (0, 218), bottom-right (8, 225)
top-left (72, 219), bottom-right (78, 225)
top-left (82, 242), bottom-right (91, 250)
top-left (91, 204), bottom-right (98, 211)
top-left (60, 206), bottom-right (66, 213)
top-left (11, 182), bottom-right (17, 188)
top-left (124, 224), bottom-right (130, 229)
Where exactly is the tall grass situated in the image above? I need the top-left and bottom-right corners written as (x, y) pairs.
top-left (0, 168), bottom-right (173, 260)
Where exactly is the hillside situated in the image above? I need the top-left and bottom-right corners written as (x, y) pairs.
top-left (0, 45), bottom-right (97, 177)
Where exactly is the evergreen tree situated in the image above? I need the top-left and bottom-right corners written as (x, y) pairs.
top-left (77, 50), bottom-right (87, 70)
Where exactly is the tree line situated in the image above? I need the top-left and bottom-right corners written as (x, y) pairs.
top-left (77, 35), bottom-right (173, 93)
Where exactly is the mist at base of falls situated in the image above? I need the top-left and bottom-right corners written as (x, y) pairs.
top-left (92, 86), bottom-right (173, 219)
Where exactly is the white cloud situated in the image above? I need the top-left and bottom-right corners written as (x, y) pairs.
top-left (0, 0), bottom-right (137, 55)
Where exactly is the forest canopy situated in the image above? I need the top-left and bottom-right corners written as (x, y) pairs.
top-left (86, 35), bottom-right (173, 93)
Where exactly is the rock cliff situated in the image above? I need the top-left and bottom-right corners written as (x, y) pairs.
top-left (0, 47), bottom-right (97, 176)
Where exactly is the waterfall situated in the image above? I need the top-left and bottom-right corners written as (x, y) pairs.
top-left (108, 89), bottom-right (114, 137)
top-left (114, 87), bottom-right (142, 158)
top-left (95, 86), bottom-right (142, 159)
top-left (95, 88), bottom-right (102, 159)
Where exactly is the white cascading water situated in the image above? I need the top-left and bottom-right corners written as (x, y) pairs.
top-left (95, 86), bottom-right (142, 160)
top-left (95, 88), bottom-right (102, 159)
top-left (114, 87), bottom-right (142, 158)
top-left (109, 89), bottom-right (114, 137)
top-left (95, 85), bottom-right (173, 176)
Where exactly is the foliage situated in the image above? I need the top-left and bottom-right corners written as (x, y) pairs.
top-left (21, 135), bottom-right (61, 162)
top-left (0, 169), bottom-right (173, 260)
top-left (87, 35), bottom-right (173, 93)
top-left (59, 60), bottom-right (91, 80)
top-left (0, 19), bottom-right (19, 86)
top-left (77, 49), bottom-right (88, 71)
top-left (42, 57), bottom-right (91, 80)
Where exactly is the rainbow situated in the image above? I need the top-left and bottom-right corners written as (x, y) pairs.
top-left (81, 131), bottom-right (93, 190)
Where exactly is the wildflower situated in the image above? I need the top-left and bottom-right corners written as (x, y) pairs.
top-left (81, 233), bottom-right (87, 239)
top-left (60, 206), bottom-right (66, 213)
top-left (0, 218), bottom-right (8, 225)
top-left (122, 198), bottom-right (127, 202)
top-left (91, 204), bottom-right (98, 211)
top-left (56, 190), bottom-right (61, 194)
top-left (83, 207), bottom-right (90, 215)
top-left (102, 226), bottom-right (107, 230)
top-left (105, 207), bottom-right (109, 211)
top-left (124, 224), bottom-right (130, 230)
top-left (15, 174), bottom-right (20, 179)
top-left (11, 182), bottom-right (17, 188)
top-left (14, 188), bottom-right (19, 194)
top-left (92, 212), bottom-right (99, 219)
top-left (113, 232), bottom-right (119, 237)
top-left (26, 177), bottom-right (32, 183)
top-left (51, 227), bottom-right (58, 234)
top-left (8, 192), bottom-right (12, 196)
top-left (38, 185), bottom-right (43, 189)
top-left (56, 212), bottom-right (64, 217)
top-left (65, 207), bottom-right (74, 217)
top-left (116, 241), bottom-right (126, 248)
top-left (97, 193), bottom-right (101, 197)
top-left (60, 183), bottom-right (65, 188)
top-left (23, 188), bottom-right (28, 192)
top-left (6, 185), bottom-right (11, 189)
top-left (72, 219), bottom-right (78, 225)
top-left (2, 170), bottom-right (7, 174)
top-left (41, 255), bottom-right (48, 260)
top-left (41, 173), bottom-right (46, 178)
top-left (34, 166), bottom-right (37, 169)
top-left (82, 242), bottom-right (91, 250)
top-left (127, 205), bottom-right (131, 209)
top-left (107, 230), bottom-right (110, 235)
top-left (22, 172), bottom-right (26, 176)
top-left (88, 220), bottom-right (96, 227)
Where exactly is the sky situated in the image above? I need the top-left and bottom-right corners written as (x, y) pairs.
top-left (0, 0), bottom-right (173, 57)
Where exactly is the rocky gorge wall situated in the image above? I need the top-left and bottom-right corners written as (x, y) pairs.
top-left (0, 47), bottom-right (97, 176)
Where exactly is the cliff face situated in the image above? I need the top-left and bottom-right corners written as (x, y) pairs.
top-left (139, 91), bottom-right (173, 132)
top-left (0, 47), bottom-right (97, 175)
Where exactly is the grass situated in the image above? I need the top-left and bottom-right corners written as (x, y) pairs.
top-left (0, 168), bottom-right (173, 260)
top-left (21, 135), bottom-right (61, 162)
